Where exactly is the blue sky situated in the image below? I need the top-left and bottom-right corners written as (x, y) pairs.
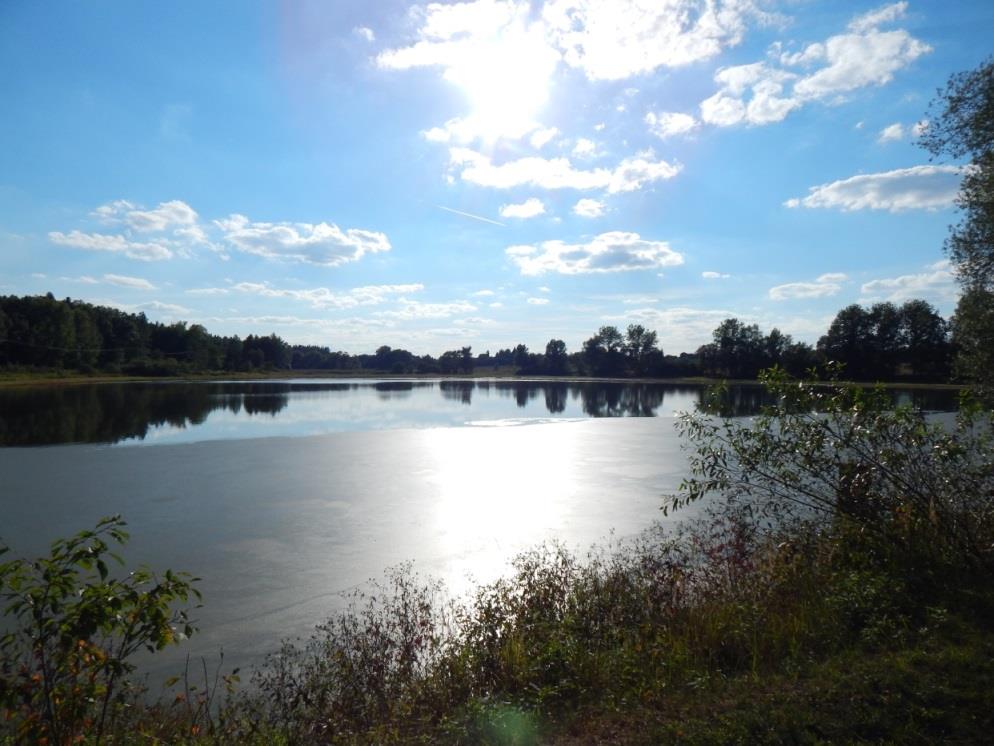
top-left (1, 1), bottom-right (991, 355)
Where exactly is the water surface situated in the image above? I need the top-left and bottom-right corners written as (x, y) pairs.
top-left (0, 378), bottom-right (959, 682)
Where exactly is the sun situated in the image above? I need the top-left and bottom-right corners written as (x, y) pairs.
top-left (445, 21), bottom-right (559, 142)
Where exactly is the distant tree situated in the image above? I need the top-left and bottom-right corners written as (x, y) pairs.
top-left (899, 300), bottom-right (951, 380)
top-left (459, 346), bottom-right (474, 374)
top-left (544, 339), bottom-right (569, 375)
top-left (818, 305), bottom-right (875, 379)
top-left (439, 349), bottom-right (461, 374)
top-left (706, 318), bottom-right (764, 379)
top-left (493, 348), bottom-right (514, 367)
top-left (582, 325), bottom-right (626, 376)
top-left (512, 344), bottom-right (530, 370)
top-left (0, 305), bottom-right (9, 365)
top-left (868, 302), bottom-right (903, 378)
top-left (71, 306), bottom-right (101, 369)
top-left (624, 324), bottom-right (659, 376)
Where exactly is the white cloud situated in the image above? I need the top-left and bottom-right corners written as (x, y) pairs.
top-left (529, 126), bottom-right (560, 149)
top-left (702, 4), bottom-right (929, 127)
top-left (60, 275), bottom-right (99, 284)
top-left (848, 1), bottom-right (908, 34)
top-left (817, 272), bottom-right (848, 283)
top-left (860, 263), bottom-right (957, 303)
top-left (912, 119), bottom-right (929, 137)
top-left (103, 274), bottom-right (156, 290)
top-left (48, 230), bottom-right (174, 261)
top-left (769, 273), bottom-right (847, 300)
top-left (186, 287), bottom-right (230, 296)
top-left (131, 301), bottom-right (192, 316)
top-left (489, 301), bottom-right (504, 308)
top-left (877, 122), bottom-right (905, 142)
top-left (645, 111), bottom-right (698, 139)
top-left (572, 198), bottom-right (606, 218)
top-left (216, 214), bottom-right (390, 266)
top-left (572, 137), bottom-right (599, 158)
top-left (450, 147), bottom-right (680, 192)
top-left (472, 289), bottom-right (496, 297)
top-left (380, 0), bottom-right (774, 89)
top-left (526, 297), bottom-right (550, 305)
top-left (353, 26), bottom-right (375, 42)
top-left (423, 115), bottom-right (541, 144)
top-left (538, 286), bottom-right (551, 293)
top-left (377, 1), bottom-right (559, 142)
top-left (499, 197), bottom-right (546, 219)
top-left (507, 231), bottom-right (684, 276)
top-left (228, 282), bottom-right (423, 310)
top-left (701, 271), bottom-right (730, 279)
top-left (52, 199), bottom-right (226, 261)
top-left (375, 299), bottom-right (477, 320)
top-left (94, 199), bottom-right (199, 233)
top-left (542, 0), bottom-right (776, 81)
top-left (785, 165), bottom-right (964, 212)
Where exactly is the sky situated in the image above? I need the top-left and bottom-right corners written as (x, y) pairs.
top-left (1, 1), bottom-right (991, 356)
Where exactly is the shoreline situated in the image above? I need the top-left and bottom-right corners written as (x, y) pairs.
top-left (0, 368), bottom-right (968, 390)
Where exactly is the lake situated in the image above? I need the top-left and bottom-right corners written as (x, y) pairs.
top-left (0, 378), bottom-right (959, 683)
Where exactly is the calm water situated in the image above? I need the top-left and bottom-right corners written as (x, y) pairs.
top-left (0, 378), bottom-right (959, 682)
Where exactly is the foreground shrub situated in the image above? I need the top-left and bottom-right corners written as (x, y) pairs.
top-left (672, 367), bottom-right (994, 574)
top-left (0, 516), bottom-right (200, 744)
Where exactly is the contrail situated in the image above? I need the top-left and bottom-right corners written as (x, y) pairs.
top-left (435, 205), bottom-right (505, 227)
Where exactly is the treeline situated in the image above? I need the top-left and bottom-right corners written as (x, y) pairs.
top-left (0, 294), bottom-right (292, 375)
top-left (697, 299), bottom-right (952, 381)
top-left (0, 293), bottom-right (954, 382)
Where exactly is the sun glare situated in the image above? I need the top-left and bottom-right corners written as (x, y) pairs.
top-left (445, 23), bottom-right (558, 142)
top-left (422, 423), bottom-right (579, 594)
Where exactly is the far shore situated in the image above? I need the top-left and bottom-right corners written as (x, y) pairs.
top-left (0, 368), bottom-right (968, 391)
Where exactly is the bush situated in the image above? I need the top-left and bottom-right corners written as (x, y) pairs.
top-left (670, 367), bottom-right (994, 575)
top-left (0, 516), bottom-right (200, 743)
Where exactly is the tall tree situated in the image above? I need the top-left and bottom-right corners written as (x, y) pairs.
top-left (818, 305), bottom-right (875, 380)
top-left (624, 324), bottom-right (659, 376)
top-left (899, 300), bottom-right (951, 380)
top-left (582, 326), bottom-right (626, 376)
top-left (921, 58), bottom-right (994, 394)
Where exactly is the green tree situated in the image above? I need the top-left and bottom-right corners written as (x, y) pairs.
top-left (952, 288), bottom-right (994, 388)
top-left (624, 324), bottom-right (659, 376)
top-left (921, 58), bottom-right (994, 393)
top-left (512, 343), bottom-right (530, 370)
top-left (582, 326), bottom-right (625, 376)
top-left (544, 339), bottom-right (569, 375)
top-left (702, 318), bottom-right (763, 379)
top-left (818, 305), bottom-right (874, 379)
top-left (899, 299), bottom-right (951, 380)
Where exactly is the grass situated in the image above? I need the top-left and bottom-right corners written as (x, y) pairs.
top-left (108, 513), bottom-right (992, 744)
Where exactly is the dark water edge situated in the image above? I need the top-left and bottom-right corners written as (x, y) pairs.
top-left (0, 378), bottom-right (960, 447)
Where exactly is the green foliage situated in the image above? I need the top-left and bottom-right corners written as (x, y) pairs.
top-left (817, 301), bottom-right (951, 381)
top-left (952, 286), bottom-right (994, 400)
top-left (671, 367), bottom-right (994, 571)
top-left (921, 58), bottom-right (994, 395)
top-left (921, 56), bottom-right (994, 291)
top-left (0, 516), bottom-right (201, 743)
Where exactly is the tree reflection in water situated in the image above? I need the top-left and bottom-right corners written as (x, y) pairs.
top-left (0, 379), bottom-right (958, 446)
